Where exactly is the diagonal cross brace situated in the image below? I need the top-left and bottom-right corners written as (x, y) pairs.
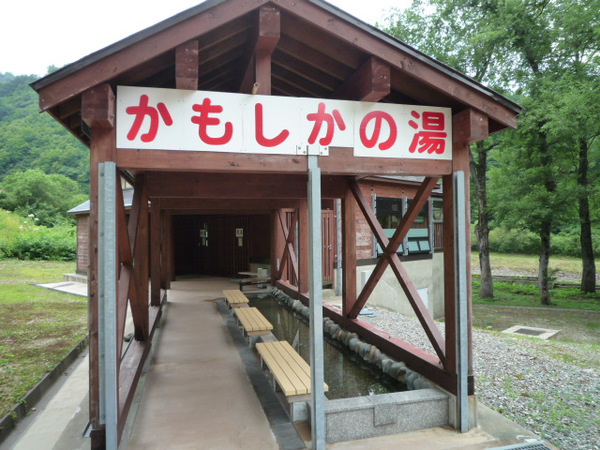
top-left (348, 178), bottom-right (446, 363)
top-left (276, 209), bottom-right (299, 283)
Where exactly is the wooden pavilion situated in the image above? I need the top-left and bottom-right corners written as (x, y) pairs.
top-left (31, 0), bottom-right (521, 447)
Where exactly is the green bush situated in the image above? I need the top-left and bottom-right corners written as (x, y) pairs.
top-left (0, 209), bottom-right (76, 261)
top-left (473, 226), bottom-right (600, 257)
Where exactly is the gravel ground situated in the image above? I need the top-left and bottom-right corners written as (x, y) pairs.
top-left (359, 307), bottom-right (600, 450)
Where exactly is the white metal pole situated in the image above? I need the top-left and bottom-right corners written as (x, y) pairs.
top-left (98, 162), bottom-right (119, 449)
top-left (454, 170), bottom-right (469, 432)
top-left (308, 154), bottom-right (325, 449)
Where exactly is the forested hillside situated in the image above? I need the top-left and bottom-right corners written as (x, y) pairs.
top-left (0, 73), bottom-right (89, 191)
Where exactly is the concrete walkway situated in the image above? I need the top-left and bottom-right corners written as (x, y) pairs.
top-left (125, 277), bottom-right (280, 449)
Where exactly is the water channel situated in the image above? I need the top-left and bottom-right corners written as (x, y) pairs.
top-left (251, 295), bottom-right (406, 400)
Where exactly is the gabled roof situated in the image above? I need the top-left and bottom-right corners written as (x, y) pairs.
top-left (31, 0), bottom-right (520, 147)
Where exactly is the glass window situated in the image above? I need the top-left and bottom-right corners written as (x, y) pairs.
top-left (376, 196), bottom-right (431, 256)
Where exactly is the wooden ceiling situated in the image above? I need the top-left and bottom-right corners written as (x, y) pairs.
top-left (31, 0), bottom-right (521, 147)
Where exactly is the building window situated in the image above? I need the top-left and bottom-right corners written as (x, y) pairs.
top-left (375, 196), bottom-right (431, 256)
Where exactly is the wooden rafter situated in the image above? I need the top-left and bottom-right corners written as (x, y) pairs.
top-left (347, 178), bottom-right (446, 363)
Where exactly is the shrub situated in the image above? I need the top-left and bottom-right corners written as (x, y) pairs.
top-left (0, 209), bottom-right (76, 261)
top-left (472, 226), bottom-right (600, 257)
top-left (477, 227), bottom-right (540, 254)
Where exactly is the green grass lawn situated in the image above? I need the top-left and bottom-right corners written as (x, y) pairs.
top-left (0, 260), bottom-right (87, 420)
top-left (471, 252), bottom-right (593, 275)
top-left (473, 281), bottom-right (600, 311)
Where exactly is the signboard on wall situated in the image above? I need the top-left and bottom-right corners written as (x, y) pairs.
top-left (116, 86), bottom-right (452, 160)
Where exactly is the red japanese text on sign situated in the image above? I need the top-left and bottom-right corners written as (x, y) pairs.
top-left (116, 86), bottom-right (452, 160)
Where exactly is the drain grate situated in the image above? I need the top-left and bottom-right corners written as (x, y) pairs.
top-left (514, 328), bottom-right (545, 336)
top-left (491, 441), bottom-right (552, 449)
top-left (502, 325), bottom-right (560, 340)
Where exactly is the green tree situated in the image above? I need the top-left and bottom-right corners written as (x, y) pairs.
top-left (383, 0), bottom-right (513, 299)
top-left (385, 0), bottom-right (600, 304)
top-left (0, 73), bottom-right (89, 191)
top-left (0, 169), bottom-right (86, 227)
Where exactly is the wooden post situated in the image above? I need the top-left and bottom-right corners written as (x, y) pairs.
top-left (271, 210), bottom-right (285, 284)
top-left (298, 199), bottom-right (309, 294)
top-left (159, 208), bottom-right (169, 289)
top-left (130, 176), bottom-right (150, 340)
top-left (342, 180), bottom-right (357, 316)
top-left (166, 211), bottom-right (175, 283)
top-left (445, 109), bottom-right (486, 396)
top-left (150, 198), bottom-right (161, 306)
top-left (82, 84), bottom-right (116, 449)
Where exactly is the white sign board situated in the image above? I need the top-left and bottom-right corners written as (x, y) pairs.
top-left (116, 86), bottom-right (452, 160)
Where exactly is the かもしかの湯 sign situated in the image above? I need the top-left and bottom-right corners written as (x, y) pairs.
top-left (116, 86), bottom-right (452, 160)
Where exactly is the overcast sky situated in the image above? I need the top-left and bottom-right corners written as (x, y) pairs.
top-left (1, 0), bottom-right (411, 77)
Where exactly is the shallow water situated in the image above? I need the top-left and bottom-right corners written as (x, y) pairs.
top-left (251, 296), bottom-right (406, 400)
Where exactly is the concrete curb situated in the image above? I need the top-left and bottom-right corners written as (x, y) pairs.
top-left (0, 336), bottom-right (89, 446)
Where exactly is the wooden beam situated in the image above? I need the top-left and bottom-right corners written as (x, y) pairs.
top-left (82, 84), bottom-right (115, 129)
top-left (158, 198), bottom-right (300, 210)
top-left (453, 108), bottom-right (489, 144)
top-left (117, 147), bottom-right (453, 177)
top-left (175, 40), bottom-right (199, 90)
top-left (333, 56), bottom-right (390, 102)
top-left (240, 6), bottom-right (281, 94)
top-left (341, 181), bottom-right (357, 315)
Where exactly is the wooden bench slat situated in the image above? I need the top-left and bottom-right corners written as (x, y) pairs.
top-left (256, 341), bottom-right (328, 397)
top-left (257, 342), bottom-right (303, 396)
top-left (223, 289), bottom-right (249, 306)
top-left (235, 307), bottom-right (273, 332)
top-left (268, 342), bottom-right (312, 393)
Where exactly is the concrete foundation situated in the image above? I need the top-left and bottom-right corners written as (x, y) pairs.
top-left (325, 389), bottom-right (449, 443)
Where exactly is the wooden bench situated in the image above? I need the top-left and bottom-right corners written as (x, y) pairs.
top-left (236, 277), bottom-right (270, 291)
top-left (234, 307), bottom-right (273, 339)
top-left (255, 341), bottom-right (328, 400)
top-left (222, 289), bottom-right (249, 309)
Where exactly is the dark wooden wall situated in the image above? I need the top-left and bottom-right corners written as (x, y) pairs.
top-left (172, 214), bottom-right (271, 277)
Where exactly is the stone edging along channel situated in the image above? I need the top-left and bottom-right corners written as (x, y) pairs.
top-left (0, 336), bottom-right (89, 446)
top-left (270, 288), bottom-right (434, 391)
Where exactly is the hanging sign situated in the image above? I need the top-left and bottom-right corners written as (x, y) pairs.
top-left (116, 86), bottom-right (452, 160)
